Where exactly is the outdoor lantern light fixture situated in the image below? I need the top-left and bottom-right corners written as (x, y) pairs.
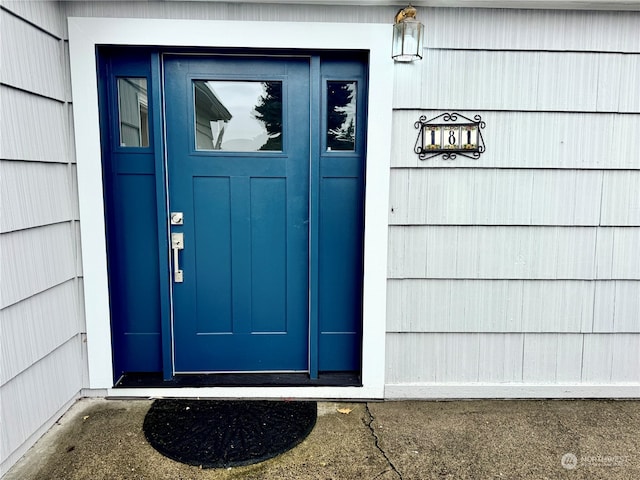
top-left (392, 4), bottom-right (424, 62)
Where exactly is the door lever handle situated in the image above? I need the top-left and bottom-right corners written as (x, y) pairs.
top-left (171, 232), bottom-right (184, 283)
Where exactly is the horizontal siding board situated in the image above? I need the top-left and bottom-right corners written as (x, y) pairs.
top-left (600, 170), bottom-right (640, 226)
top-left (62, 1), bottom-right (393, 24)
top-left (522, 334), bottom-right (583, 382)
top-left (609, 335), bottom-right (640, 382)
top-left (617, 54), bottom-right (640, 113)
top-left (389, 169), bottom-right (603, 226)
top-left (0, 10), bottom-right (67, 101)
top-left (477, 334), bottom-right (525, 382)
top-left (1, 0), bottom-right (67, 39)
top-left (593, 281), bottom-right (640, 332)
top-left (402, 50), bottom-right (640, 112)
top-left (414, 50), bottom-right (625, 112)
top-left (0, 160), bottom-right (74, 232)
top-left (536, 52), bottom-right (600, 111)
top-left (581, 335), bottom-right (613, 381)
top-left (387, 332), bottom-right (640, 384)
top-left (388, 226), bottom-right (598, 280)
top-left (76, 279), bottom-right (86, 331)
top-left (599, 53), bottom-right (640, 113)
top-left (595, 228), bottom-right (640, 279)
top-left (596, 54), bottom-right (626, 112)
top-left (594, 228), bottom-right (615, 278)
top-left (426, 8), bottom-right (640, 53)
top-left (0, 280), bottom-right (80, 384)
top-left (74, 221), bottom-right (83, 277)
top-left (520, 281), bottom-right (594, 332)
top-left (420, 50), bottom-right (539, 111)
top-left (0, 337), bottom-right (82, 462)
top-left (387, 279), bottom-right (595, 333)
top-left (391, 110), bottom-right (640, 170)
top-left (71, 164), bottom-right (80, 219)
top-left (386, 333), bottom-right (524, 383)
top-left (393, 61), bottom-right (423, 109)
top-left (582, 334), bottom-right (640, 382)
top-left (63, 40), bottom-right (72, 102)
top-left (0, 86), bottom-right (69, 163)
top-left (66, 102), bottom-right (76, 164)
top-left (554, 335), bottom-right (587, 382)
top-left (0, 223), bottom-right (77, 308)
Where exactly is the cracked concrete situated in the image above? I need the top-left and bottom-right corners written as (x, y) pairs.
top-left (5, 398), bottom-right (640, 480)
top-left (364, 404), bottom-right (403, 480)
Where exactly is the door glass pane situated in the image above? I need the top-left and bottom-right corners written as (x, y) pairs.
top-left (117, 78), bottom-right (149, 147)
top-left (327, 81), bottom-right (356, 151)
top-left (194, 81), bottom-right (283, 152)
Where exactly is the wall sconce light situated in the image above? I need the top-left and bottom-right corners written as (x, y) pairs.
top-left (392, 4), bottom-right (424, 62)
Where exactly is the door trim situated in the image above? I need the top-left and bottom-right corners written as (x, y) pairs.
top-left (69, 18), bottom-right (392, 399)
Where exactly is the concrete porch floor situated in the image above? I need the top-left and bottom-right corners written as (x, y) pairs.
top-left (5, 398), bottom-right (640, 479)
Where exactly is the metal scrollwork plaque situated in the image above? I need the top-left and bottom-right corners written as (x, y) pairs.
top-left (415, 112), bottom-right (486, 160)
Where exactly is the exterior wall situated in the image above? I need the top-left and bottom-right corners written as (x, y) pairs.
top-left (61, 2), bottom-right (639, 398)
top-left (387, 7), bottom-right (640, 397)
top-left (2, 2), bottom-right (639, 473)
top-left (0, 1), bottom-right (85, 475)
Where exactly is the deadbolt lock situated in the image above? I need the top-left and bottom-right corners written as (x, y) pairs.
top-left (170, 211), bottom-right (184, 225)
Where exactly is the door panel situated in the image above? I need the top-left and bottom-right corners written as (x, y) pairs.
top-left (192, 176), bottom-right (232, 334)
top-left (164, 56), bottom-right (310, 372)
top-left (250, 177), bottom-right (288, 332)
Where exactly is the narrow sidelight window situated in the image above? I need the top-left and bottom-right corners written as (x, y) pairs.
top-left (117, 77), bottom-right (149, 147)
top-left (327, 81), bottom-right (357, 151)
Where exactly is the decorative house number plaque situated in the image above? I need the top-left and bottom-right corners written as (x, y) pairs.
top-left (414, 112), bottom-right (486, 160)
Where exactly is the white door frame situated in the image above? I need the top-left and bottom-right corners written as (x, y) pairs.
top-left (69, 17), bottom-right (392, 398)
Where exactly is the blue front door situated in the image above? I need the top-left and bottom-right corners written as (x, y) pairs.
top-left (164, 56), bottom-right (311, 372)
top-left (99, 49), bottom-right (367, 380)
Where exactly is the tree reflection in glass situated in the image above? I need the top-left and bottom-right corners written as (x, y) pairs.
top-left (254, 82), bottom-right (283, 151)
top-left (194, 81), bottom-right (282, 152)
top-left (327, 81), bottom-right (356, 151)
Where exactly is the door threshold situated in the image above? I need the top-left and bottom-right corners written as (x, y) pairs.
top-left (114, 372), bottom-right (362, 388)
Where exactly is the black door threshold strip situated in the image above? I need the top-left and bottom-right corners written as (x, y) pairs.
top-left (115, 371), bottom-right (361, 388)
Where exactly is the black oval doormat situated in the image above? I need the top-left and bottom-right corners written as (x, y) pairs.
top-left (143, 399), bottom-right (317, 468)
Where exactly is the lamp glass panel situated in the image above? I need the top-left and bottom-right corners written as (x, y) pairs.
top-left (392, 20), bottom-right (424, 62)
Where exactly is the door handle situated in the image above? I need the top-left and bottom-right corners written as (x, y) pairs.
top-left (171, 232), bottom-right (184, 283)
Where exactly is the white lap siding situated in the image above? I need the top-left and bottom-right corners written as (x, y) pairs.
top-left (0, 1), bottom-right (84, 475)
top-left (386, 7), bottom-right (640, 397)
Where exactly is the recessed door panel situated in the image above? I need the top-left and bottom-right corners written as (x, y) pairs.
top-left (193, 176), bottom-right (232, 334)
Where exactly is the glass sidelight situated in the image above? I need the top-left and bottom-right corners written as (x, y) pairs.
top-left (327, 81), bottom-right (357, 151)
top-left (117, 77), bottom-right (149, 147)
